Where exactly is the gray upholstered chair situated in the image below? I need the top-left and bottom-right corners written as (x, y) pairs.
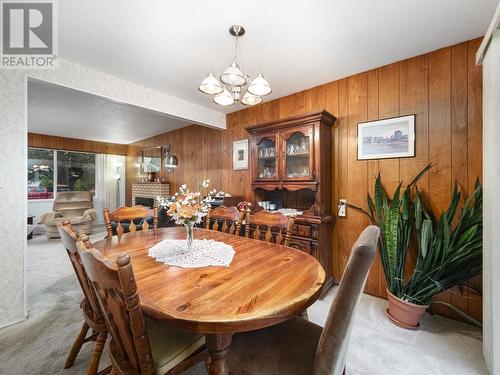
top-left (40, 191), bottom-right (96, 238)
top-left (226, 225), bottom-right (380, 375)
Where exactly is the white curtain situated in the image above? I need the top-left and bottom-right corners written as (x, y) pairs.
top-left (95, 154), bottom-right (124, 213)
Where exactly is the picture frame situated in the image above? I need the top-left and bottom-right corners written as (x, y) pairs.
top-left (233, 139), bottom-right (249, 170)
top-left (357, 115), bottom-right (415, 160)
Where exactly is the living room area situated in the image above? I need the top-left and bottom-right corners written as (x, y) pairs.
top-left (25, 78), bottom-right (192, 239)
top-left (22, 77), bottom-right (201, 373)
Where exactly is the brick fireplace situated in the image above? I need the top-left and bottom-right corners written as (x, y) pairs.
top-left (132, 183), bottom-right (170, 208)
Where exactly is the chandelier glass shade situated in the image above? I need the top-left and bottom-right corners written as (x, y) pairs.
top-left (220, 61), bottom-right (246, 87)
top-left (213, 87), bottom-right (235, 106)
top-left (241, 91), bottom-right (262, 106)
top-left (198, 25), bottom-right (271, 107)
top-left (198, 72), bottom-right (223, 95)
top-left (248, 73), bottom-right (272, 96)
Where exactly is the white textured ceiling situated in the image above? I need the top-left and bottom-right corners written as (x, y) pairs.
top-left (28, 79), bottom-right (192, 144)
top-left (58, 0), bottom-right (498, 114)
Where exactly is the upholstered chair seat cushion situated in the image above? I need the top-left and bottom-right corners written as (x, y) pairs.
top-left (226, 317), bottom-right (322, 375)
top-left (146, 319), bottom-right (206, 374)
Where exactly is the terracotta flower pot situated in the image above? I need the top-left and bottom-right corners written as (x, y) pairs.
top-left (386, 289), bottom-right (429, 329)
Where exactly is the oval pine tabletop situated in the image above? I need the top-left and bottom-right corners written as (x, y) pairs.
top-left (93, 227), bottom-right (325, 334)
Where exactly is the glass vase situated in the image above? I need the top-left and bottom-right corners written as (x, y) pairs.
top-left (184, 222), bottom-right (195, 250)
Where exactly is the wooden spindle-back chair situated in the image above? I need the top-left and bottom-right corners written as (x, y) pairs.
top-left (57, 221), bottom-right (109, 375)
top-left (244, 210), bottom-right (295, 246)
top-left (76, 244), bottom-right (207, 374)
top-left (104, 205), bottom-right (158, 237)
top-left (205, 205), bottom-right (243, 235)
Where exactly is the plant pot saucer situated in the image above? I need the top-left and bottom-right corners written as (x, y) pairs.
top-left (386, 309), bottom-right (420, 330)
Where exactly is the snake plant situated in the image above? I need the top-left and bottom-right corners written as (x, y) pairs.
top-left (351, 164), bottom-right (482, 306)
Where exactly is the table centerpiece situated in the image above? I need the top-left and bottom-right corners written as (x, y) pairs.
top-left (157, 180), bottom-right (218, 250)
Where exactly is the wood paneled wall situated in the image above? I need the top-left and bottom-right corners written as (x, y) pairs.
top-left (28, 132), bottom-right (128, 155)
top-left (127, 38), bottom-right (483, 321)
top-left (125, 126), bottom-right (225, 204)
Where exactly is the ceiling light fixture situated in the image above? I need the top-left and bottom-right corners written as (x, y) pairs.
top-left (198, 25), bottom-right (272, 107)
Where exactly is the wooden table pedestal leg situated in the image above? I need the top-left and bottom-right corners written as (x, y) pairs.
top-left (205, 334), bottom-right (233, 375)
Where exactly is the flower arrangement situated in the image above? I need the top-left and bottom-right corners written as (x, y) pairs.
top-left (158, 179), bottom-right (217, 225)
top-left (157, 179), bottom-right (221, 250)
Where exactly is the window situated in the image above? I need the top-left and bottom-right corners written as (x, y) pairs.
top-left (27, 148), bottom-right (97, 200)
top-left (28, 148), bottom-right (55, 199)
top-left (57, 151), bottom-right (96, 193)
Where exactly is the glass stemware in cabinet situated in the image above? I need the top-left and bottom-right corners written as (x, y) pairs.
top-left (287, 138), bottom-right (309, 156)
top-left (257, 139), bottom-right (276, 179)
top-left (285, 132), bottom-right (310, 178)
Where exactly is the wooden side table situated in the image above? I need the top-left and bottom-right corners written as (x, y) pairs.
top-left (27, 215), bottom-right (35, 239)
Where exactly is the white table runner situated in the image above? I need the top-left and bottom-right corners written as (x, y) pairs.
top-left (148, 239), bottom-right (235, 268)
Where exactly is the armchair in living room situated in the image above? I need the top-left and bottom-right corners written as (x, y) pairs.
top-left (39, 191), bottom-right (97, 238)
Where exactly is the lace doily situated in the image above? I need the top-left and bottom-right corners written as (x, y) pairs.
top-left (148, 239), bottom-right (235, 268)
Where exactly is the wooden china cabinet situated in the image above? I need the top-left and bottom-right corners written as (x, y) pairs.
top-left (246, 110), bottom-right (336, 293)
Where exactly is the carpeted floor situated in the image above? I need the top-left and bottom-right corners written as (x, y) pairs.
top-left (0, 234), bottom-right (488, 375)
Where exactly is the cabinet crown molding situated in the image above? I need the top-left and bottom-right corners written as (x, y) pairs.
top-left (245, 110), bottom-right (336, 134)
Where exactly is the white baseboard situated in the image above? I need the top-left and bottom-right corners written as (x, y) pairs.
top-left (0, 314), bottom-right (27, 330)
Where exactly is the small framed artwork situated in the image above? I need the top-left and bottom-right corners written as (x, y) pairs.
top-left (233, 139), bottom-right (249, 170)
top-left (357, 115), bottom-right (415, 160)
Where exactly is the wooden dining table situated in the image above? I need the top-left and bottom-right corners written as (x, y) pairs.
top-left (93, 227), bottom-right (325, 375)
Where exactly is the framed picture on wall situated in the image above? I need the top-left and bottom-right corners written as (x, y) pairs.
top-left (357, 115), bottom-right (415, 160)
top-left (233, 139), bottom-right (249, 170)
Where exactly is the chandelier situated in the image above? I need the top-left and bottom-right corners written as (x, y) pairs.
top-left (198, 25), bottom-right (272, 107)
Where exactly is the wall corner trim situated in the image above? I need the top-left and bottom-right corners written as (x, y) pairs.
top-left (476, 2), bottom-right (500, 65)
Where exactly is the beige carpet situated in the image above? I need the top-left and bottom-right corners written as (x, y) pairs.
top-left (0, 234), bottom-right (488, 375)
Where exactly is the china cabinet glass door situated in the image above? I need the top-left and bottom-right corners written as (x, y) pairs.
top-left (283, 126), bottom-right (314, 180)
top-left (255, 133), bottom-right (279, 180)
